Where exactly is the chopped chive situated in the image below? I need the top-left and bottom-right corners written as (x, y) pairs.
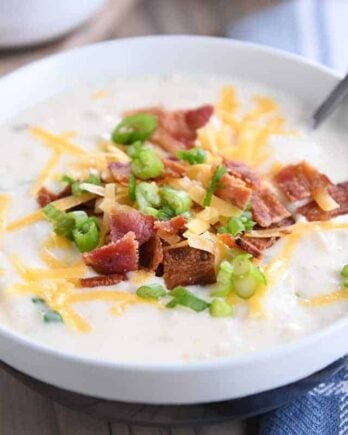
top-left (203, 165), bottom-right (227, 207)
top-left (136, 284), bottom-right (167, 299)
top-left (128, 174), bottom-right (136, 202)
top-left (209, 299), bottom-right (234, 317)
top-left (112, 113), bottom-right (158, 145)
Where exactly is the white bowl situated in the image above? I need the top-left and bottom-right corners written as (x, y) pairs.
top-left (0, 36), bottom-right (346, 404)
top-left (0, 0), bottom-right (105, 48)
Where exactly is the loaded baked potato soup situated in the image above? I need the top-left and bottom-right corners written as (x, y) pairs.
top-left (0, 75), bottom-right (347, 363)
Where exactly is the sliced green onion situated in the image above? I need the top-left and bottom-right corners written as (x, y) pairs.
top-left (112, 113), bottom-right (157, 145)
top-left (209, 299), bottom-right (234, 317)
top-left (43, 204), bottom-right (75, 239)
top-left (135, 182), bottom-right (161, 212)
top-left (32, 297), bottom-right (45, 304)
top-left (63, 172), bottom-right (101, 196)
top-left (233, 274), bottom-right (258, 299)
top-left (250, 263), bottom-right (267, 285)
top-left (240, 209), bottom-right (256, 231)
top-left (136, 284), bottom-right (167, 299)
top-left (32, 297), bottom-right (63, 324)
top-left (232, 254), bottom-right (252, 276)
top-left (131, 148), bottom-right (164, 180)
top-left (43, 310), bottom-right (63, 323)
top-left (72, 218), bottom-right (100, 252)
top-left (203, 165), bottom-right (227, 206)
top-left (160, 185), bottom-right (191, 216)
top-left (218, 210), bottom-right (255, 237)
top-left (341, 264), bottom-right (348, 278)
top-left (127, 141), bottom-right (143, 158)
top-left (176, 147), bottom-right (206, 165)
top-left (128, 174), bottom-right (137, 202)
top-left (211, 260), bottom-right (234, 297)
top-left (166, 286), bottom-right (210, 312)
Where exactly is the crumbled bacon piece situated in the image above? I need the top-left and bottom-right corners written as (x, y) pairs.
top-left (224, 159), bottom-right (261, 187)
top-left (237, 237), bottom-right (277, 258)
top-left (37, 185), bottom-right (71, 208)
top-left (163, 245), bottom-right (216, 289)
top-left (108, 162), bottom-right (131, 184)
top-left (129, 105), bottom-right (213, 154)
top-left (110, 209), bottom-right (155, 245)
top-left (251, 187), bottom-right (290, 227)
top-left (297, 182), bottom-right (348, 221)
top-left (215, 173), bottom-right (252, 210)
top-left (80, 273), bottom-right (125, 288)
top-left (185, 105), bottom-right (214, 130)
top-left (274, 162), bottom-right (332, 202)
top-left (139, 235), bottom-right (163, 271)
top-left (163, 158), bottom-right (187, 178)
top-left (154, 216), bottom-right (187, 234)
top-left (237, 217), bottom-right (295, 257)
top-left (83, 232), bottom-right (139, 274)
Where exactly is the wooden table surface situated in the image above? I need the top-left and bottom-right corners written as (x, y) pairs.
top-left (0, 1), bottom-right (272, 433)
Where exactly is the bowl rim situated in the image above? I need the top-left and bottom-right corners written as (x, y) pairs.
top-left (0, 34), bottom-right (346, 373)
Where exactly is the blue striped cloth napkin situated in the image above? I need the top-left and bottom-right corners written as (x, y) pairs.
top-left (259, 365), bottom-right (348, 434)
top-left (227, 1), bottom-right (348, 433)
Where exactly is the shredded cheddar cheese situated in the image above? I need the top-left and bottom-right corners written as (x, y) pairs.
top-left (7, 193), bottom-right (95, 232)
top-left (300, 289), bottom-right (348, 307)
top-left (31, 151), bottom-right (60, 195)
top-left (0, 194), bottom-right (10, 240)
top-left (198, 86), bottom-right (288, 168)
top-left (30, 126), bottom-right (91, 157)
top-left (248, 221), bottom-right (348, 317)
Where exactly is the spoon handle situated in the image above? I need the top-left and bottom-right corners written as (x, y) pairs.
top-left (312, 73), bottom-right (348, 129)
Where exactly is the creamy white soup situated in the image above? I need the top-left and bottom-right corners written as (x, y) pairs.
top-left (0, 74), bottom-right (347, 363)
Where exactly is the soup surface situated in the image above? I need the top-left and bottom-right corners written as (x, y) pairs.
top-left (0, 74), bottom-right (348, 363)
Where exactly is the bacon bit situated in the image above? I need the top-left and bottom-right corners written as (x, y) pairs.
top-left (218, 233), bottom-right (237, 248)
top-left (163, 158), bottom-right (187, 178)
top-left (224, 159), bottom-right (261, 187)
top-left (154, 215), bottom-right (187, 234)
top-left (37, 185), bottom-right (72, 208)
top-left (163, 245), bottom-right (216, 289)
top-left (83, 232), bottom-right (139, 274)
top-left (274, 161), bottom-right (332, 202)
top-left (236, 237), bottom-right (276, 258)
top-left (251, 187), bottom-right (290, 227)
top-left (110, 209), bottom-right (155, 245)
top-left (297, 182), bottom-right (348, 221)
top-left (108, 162), bottom-right (131, 184)
top-left (80, 273), bottom-right (125, 288)
top-left (139, 235), bottom-right (163, 271)
top-left (238, 217), bottom-right (294, 256)
top-left (129, 105), bottom-right (213, 154)
top-left (215, 173), bottom-right (252, 210)
top-left (185, 105), bottom-right (214, 130)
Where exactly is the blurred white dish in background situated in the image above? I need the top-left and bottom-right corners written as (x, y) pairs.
top-left (0, 0), bottom-right (106, 48)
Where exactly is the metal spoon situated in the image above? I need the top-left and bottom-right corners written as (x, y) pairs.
top-left (311, 73), bottom-right (348, 129)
